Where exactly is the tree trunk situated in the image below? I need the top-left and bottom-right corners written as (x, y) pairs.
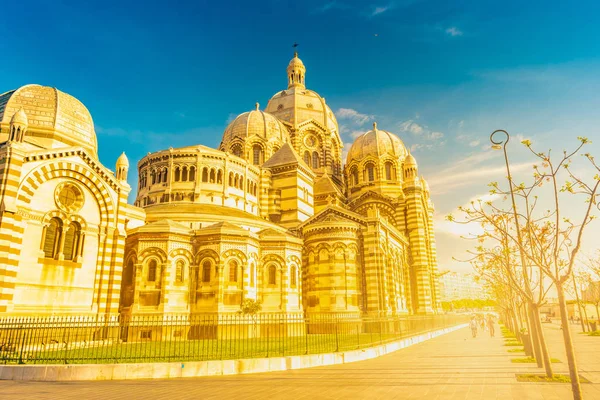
top-left (511, 308), bottom-right (520, 334)
top-left (521, 303), bottom-right (533, 356)
top-left (532, 304), bottom-right (554, 378)
top-left (581, 302), bottom-right (590, 331)
top-left (573, 279), bottom-right (587, 332)
top-left (557, 281), bottom-right (583, 400)
top-left (527, 302), bottom-right (543, 368)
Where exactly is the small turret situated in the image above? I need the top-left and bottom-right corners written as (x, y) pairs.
top-left (116, 152), bottom-right (129, 182)
top-left (9, 108), bottom-right (28, 143)
top-left (287, 52), bottom-right (306, 89)
top-left (403, 150), bottom-right (418, 181)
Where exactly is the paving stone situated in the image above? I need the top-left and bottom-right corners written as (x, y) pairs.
top-left (0, 323), bottom-right (597, 399)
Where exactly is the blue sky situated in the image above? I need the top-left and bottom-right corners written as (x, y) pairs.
top-left (3, 0), bottom-right (600, 272)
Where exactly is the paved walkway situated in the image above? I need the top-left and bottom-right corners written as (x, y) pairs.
top-left (1, 324), bottom-right (599, 399)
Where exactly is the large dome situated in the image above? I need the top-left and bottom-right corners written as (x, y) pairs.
top-left (347, 123), bottom-right (407, 164)
top-left (220, 105), bottom-right (290, 151)
top-left (265, 87), bottom-right (338, 133)
top-left (0, 84), bottom-right (97, 156)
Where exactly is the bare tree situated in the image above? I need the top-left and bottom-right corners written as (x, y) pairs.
top-left (450, 135), bottom-right (599, 400)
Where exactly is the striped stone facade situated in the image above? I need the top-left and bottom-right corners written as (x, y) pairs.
top-left (0, 87), bottom-right (139, 315)
top-left (0, 53), bottom-right (440, 319)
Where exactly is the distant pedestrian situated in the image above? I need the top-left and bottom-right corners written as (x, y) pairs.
top-left (470, 316), bottom-right (478, 338)
top-left (487, 315), bottom-right (495, 337)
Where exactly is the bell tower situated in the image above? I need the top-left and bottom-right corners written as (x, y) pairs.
top-left (287, 52), bottom-right (306, 89)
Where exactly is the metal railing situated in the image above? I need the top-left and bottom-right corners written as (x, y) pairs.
top-left (0, 313), bottom-right (466, 365)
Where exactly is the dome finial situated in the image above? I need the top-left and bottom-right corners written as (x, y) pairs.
top-left (287, 50), bottom-right (306, 89)
top-left (373, 121), bottom-right (377, 131)
top-left (255, 102), bottom-right (260, 111)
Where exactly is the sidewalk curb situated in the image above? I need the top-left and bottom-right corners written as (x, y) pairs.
top-left (0, 323), bottom-right (467, 382)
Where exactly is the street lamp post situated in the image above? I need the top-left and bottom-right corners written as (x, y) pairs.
top-left (490, 130), bottom-right (546, 370)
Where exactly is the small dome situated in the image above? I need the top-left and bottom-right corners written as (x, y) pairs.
top-left (10, 108), bottom-right (28, 126)
top-left (0, 84), bottom-right (97, 156)
top-left (288, 52), bottom-right (305, 69)
top-left (220, 108), bottom-right (290, 151)
top-left (116, 152), bottom-right (129, 167)
top-left (405, 151), bottom-right (417, 167)
top-left (347, 123), bottom-right (407, 164)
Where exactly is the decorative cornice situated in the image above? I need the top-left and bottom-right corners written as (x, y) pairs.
top-left (23, 147), bottom-right (121, 191)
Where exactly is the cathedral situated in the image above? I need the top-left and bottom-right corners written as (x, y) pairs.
top-left (0, 53), bottom-right (441, 318)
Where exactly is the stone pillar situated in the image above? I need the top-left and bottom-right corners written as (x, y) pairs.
top-left (403, 184), bottom-right (433, 314)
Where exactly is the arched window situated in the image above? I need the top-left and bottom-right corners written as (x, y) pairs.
top-left (250, 264), bottom-right (255, 287)
top-left (63, 221), bottom-right (80, 261)
top-left (229, 172), bottom-right (233, 186)
top-left (189, 166), bottom-right (196, 181)
top-left (253, 145), bottom-right (262, 165)
top-left (175, 260), bottom-right (184, 282)
top-left (303, 151), bottom-right (310, 165)
top-left (312, 152), bottom-right (319, 168)
top-left (229, 261), bottom-right (238, 282)
top-left (384, 162), bottom-right (392, 180)
top-left (174, 167), bottom-right (181, 182)
top-left (217, 170), bottom-right (223, 184)
top-left (151, 170), bottom-right (156, 185)
top-left (290, 266), bottom-right (297, 287)
top-left (234, 175), bottom-right (239, 189)
top-left (210, 169), bottom-right (216, 183)
top-left (123, 259), bottom-right (134, 286)
top-left (231, 144), bottom-right (243, 158)
top-left (43, 218), bottom-right (62, 258)
top-left (351, 167), bottom-right (359, 185)
top-left (148, 259), bottom-right (157, 282)
top-left (366, 164), bottom-right (375, 182)
top-left (202, 261), bottom-right (211, 283)
top-left (268, 265), bottom-right (277, 285)
top-left (182, 167), bottom-right (188, 182)
top-left (238, 175), bottom-right (243, 190)
top-left (163, 168), bottom-right (168, 182)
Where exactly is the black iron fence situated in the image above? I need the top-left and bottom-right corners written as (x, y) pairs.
top-left (0, 313), bottom-right (466, 365)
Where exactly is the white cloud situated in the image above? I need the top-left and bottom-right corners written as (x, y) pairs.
top-left (435, 193), bottom-right (501, 238)
top-left (372, 6), bottom-right (389, 16)
top-left (411, 143), bottom-right (431, 152)
top-left (430, 131), bottom-right (444, 140)
top-left (469, 140), bottom-right (480, 147)
top-left (342, 142), bottom-right (353, 163)
top-left (314, 1), bottom-right (351, 13)
top-left (427, 154), bottom-right (534, 195)
top-left (445, 27), bottom-right (463, 37)
top-left (336, 108), bottom-right (374, 126)
top-left (225, 113), bottom-right (237, 124)
top-left (350, 130), bottom-right (365, 139)
top-left (399, 120), bottom-right (425, 135)
top-left (399, 119), bottom-right (445, 143)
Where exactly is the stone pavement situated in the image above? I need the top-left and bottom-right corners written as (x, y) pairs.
top-left (540, 321), bottom-right (600, 383)
top-left (1, 324), bottom-right (599, 400)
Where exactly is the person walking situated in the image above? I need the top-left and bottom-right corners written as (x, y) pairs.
top-left (470, 316), bottom-right (478, 338)
top-left (487, 314), bottom-right (495, 337)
